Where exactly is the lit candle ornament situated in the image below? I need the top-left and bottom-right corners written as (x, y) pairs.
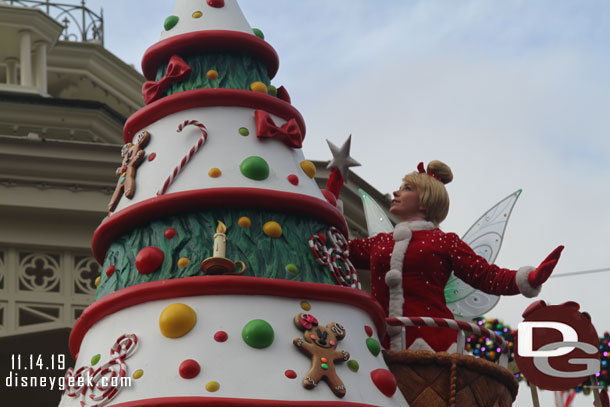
top-left (200, 220), bottom-right (246, 275)
top-left (213, 220), bottom-right (227, 258)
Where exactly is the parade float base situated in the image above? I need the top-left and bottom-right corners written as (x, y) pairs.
top-left (384, 350), bottom-right (518, 407)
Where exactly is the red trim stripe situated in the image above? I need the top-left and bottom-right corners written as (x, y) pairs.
top-left (123, 88), bottom-right (305, 144)
top-left (93, 188), bottom-right (346, 264)
top-left (70, 276), bottom-right (386, 359)
top-left (141, 30), bottom-right (279, 80)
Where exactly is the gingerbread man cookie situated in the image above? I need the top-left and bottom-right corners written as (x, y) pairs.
top-left (293, 313), bottom-right (350, 398)
top-left (108, 130), bottom-right (151, 212)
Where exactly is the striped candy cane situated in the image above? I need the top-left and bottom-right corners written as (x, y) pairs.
top-left (157, 120), bottom-right (208, 196)
top-left (386, 316), bottom-right (509, 366)
top-left (64, 334), bottom-right (138, 407)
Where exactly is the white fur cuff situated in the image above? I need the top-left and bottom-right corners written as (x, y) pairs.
top-left (516, 266), bottom-right (541, 298)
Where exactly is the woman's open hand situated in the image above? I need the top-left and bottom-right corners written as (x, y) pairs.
top-left (527, 245), bottom-right (565, 287)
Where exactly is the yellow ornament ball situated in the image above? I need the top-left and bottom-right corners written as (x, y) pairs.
top-left (177, 257), bottom-right (190, 268)
top-left (300, 301), bottom-right (311, 311)
top-left (208, 168), bottom-right (222, 178)
top-left (206, 381), bottom-right (220, 392)
top-left (250, 81), bottom-right (268, 94)
top-left (159, 303), bottom-right (197, 338)
top-left (95, 276), bottom-right (101, 287)
top-left (300, 161), bottom-right (316, 178)
top-left (133, 369), bottom-right (144, 379)
top-left (206, 69), bottom-right (219, 80)
top-left (238, 216), bottom-right (251, 228)
top-left (263, 221), bottom-right (282, 238)
top-left (192, 11), bottom-right (203, 19)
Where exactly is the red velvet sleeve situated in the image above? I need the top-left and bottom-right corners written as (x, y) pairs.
top-left (446, 233), bottom-right (521, 295)
top-left (348, 236), bottom-right (377, 270)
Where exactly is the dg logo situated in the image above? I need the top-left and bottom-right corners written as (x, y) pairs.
top-left (515, 301), bottom-right (600, 391)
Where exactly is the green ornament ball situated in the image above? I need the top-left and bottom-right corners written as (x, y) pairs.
top-left (240, 156), bottom-right (270, 181)
top-left (239, 127), bottom-right (250, 136)
top-left (253, 28), bottom-right (264, 39)
top-left (91, 354), bottom-right (101, 366)
top-left (164, 16), bottom-right (179, 31)
top-left (285, 264), bottom-right (298, 275)
top-left (347, 359), bottom-right (360, 372)
top-left (366, 337), bottom-right (381, 356)
top-left (268, 85), bottom-right (277, 97)
top-left (242, 319), bottom-right (274, 349)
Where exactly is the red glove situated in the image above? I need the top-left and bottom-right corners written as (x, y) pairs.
top-left (527, 245), bottom-right (564, 288)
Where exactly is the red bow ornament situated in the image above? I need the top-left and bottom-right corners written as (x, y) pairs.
top-left (142, 55), bottom-right (192, 104)
top-left (255, 110), bottom-right (303, 149)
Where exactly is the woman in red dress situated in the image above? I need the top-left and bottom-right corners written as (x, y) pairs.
top-left (349, 160), bottom-right (563, 351)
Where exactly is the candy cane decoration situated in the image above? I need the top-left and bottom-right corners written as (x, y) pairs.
top-left (64, 334), bottom-right (138, 407)
top-left (308, 227), bottom-right (361, 289)
top-left (157, 120), bottom-right (208, 196)
top-left (386, 316), bottom-right (509, 366)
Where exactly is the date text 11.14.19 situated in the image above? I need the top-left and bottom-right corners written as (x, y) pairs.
top-left (11, 354), bottom-right (65, 371)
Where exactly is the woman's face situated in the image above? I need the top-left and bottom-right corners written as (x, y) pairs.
top-left (390, 182), bottom-right (425, 221)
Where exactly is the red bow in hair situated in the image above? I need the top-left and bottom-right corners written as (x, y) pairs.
top-left (417, 161), bottom-right (441, 181)
top-left (255, 110), bottom-right (303, 149)
top-left (142, 55), bottom-right (192, 104)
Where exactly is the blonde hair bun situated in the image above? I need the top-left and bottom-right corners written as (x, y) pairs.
top-left (427, 160), bottom-right (453, 185)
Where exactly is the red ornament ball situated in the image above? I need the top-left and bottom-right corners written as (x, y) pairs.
top-left (214, 331), bottom-right (228, 343)
top-left (287, 174), bottom-right (299, 185)
top-left (105, 265), bottom-right (116, 277)
top-left (165, 228), bottom-right (177, 239)
top-left (364, 325), bottom-right (374, 337)
top-left (179, 359), bottom-right (200, 379)
top-left (284, 370), bottom-right (297, 379)
top-left (370, 369), bottom-right (397, 397)
top-left (148, 153), bottom-right (156, 162)
top-left (135, 247), bottom-right (164, 275)
top-left (206, 0), bottom-right (224, 7)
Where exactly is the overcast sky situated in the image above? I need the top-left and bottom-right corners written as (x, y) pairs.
top-left (79, 1), bottom-right (610, 405)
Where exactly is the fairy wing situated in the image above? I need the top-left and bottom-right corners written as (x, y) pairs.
top-left (358, 188), bottom-right (394, 236)
top-left (445, 189), bottom-right (522, 319)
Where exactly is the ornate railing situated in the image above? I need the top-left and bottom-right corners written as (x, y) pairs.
top-left (6, 0), bottom-right (103, 45)
top-left (0, 246), bottom-right (97, 336)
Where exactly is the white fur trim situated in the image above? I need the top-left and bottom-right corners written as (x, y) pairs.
top-left (393, 222), bottom-right (412, 242)
top-left (385, 269), bottom-right (402, 288)
top-left (390, 239), bottom-right (410, 272)
top-left (516, 266), bottom-right (540, 297)
top-left (386, 220), bottom-right (435, 350)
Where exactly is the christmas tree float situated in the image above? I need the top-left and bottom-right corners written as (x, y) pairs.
top-left (58, 1), bottom-right (406, 406)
